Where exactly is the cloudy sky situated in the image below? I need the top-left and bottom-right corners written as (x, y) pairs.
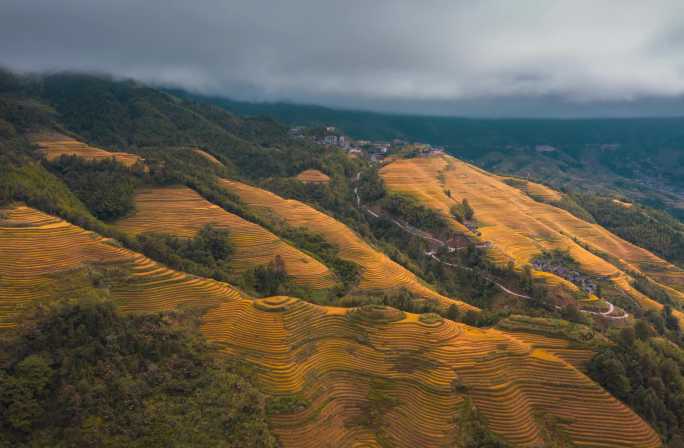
top-left (3, 0), bottom-right (684, 116)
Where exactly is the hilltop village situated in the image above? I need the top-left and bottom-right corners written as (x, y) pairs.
top-left (288, 125), bottom-right (445, 162)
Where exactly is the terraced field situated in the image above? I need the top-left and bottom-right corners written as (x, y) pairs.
top-left (115, 186), bottom-right (337, 289)
top-left (0, 205), bottom-right (662, 447)
top-left (31, 132), bottom-right (143, 167)
top-left (295, 169), bottom-right (330, 183)
top-left (496, 315), bottom-right (609, 370)
top-left (204, 297), bottom-right (660, 448)
top-left (0, 205), bottom-right (242, 328)
top-left (218, 179), bottom-right (476, 312)
top-left (381, 156), bottom-right (684, 319)
top-left (192, 148), bottom-right (224, 166)
top-left (501, 176), bottom-right (563, 202)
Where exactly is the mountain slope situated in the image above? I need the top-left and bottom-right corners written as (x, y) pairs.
top-left (3, 71), bottom-right (683, 446)
top-left (114, 185), bottom-right (337, 290)
top-left (0, 205), bottom-right (242, 328)
top-left (193, 93), bottom-right (684, 219)
top-left (31, 131), bottom-right (143, 167)
top-left (0, 205), bottom-right (660, 448)
top-left (380, 155), bottom-right (684, 320)
top-left (218, 178), bottom-right (477, 312)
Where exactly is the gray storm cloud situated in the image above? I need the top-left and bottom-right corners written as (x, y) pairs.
top-left (2, 0), bottom-right (684, 115)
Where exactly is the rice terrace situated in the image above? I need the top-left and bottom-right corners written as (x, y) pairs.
top-left (2, 3), bottom-right (684, 446)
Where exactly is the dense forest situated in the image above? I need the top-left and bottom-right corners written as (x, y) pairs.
top-left (574, 194), bottom-right (684, 268)
top-left (0, 299), bottom-right (276, 448)
top-left (589, 313), bottom-right (684, 446)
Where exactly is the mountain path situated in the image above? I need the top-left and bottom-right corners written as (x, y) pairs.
top-left (353, 170), bottom-right (628, 319)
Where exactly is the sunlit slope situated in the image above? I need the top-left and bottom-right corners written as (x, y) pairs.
top-left (218, 179), bottom-right (476, 312)
top-left (0, 205), bottom-right (242, 327)
top-left (192, 148), bottom-right (224, 166)
top-left (0, 206), bottom-right (661, 447)
top-left (500, 176), bottom-right (563, 202)
top-left (381, 156), bottom-right (684, 309)
top-left (295, 169), bottom-right (330, 183)
top-left (31, 132), bottom-right (143, 167)
top-left (204, 297), bottom-right (660, 448)
top-left (115, 186), bottom-right (336, 289)
top-left (496, 315), bottom-right (609, 370)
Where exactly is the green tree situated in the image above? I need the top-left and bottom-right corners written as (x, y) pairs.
top-left (249, 256), bottom-right (289, 295)
top-left (447, 304), bottom-right (461, 321)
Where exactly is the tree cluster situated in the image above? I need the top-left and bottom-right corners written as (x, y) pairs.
top-left (383, 193), bottom-right (450, 235)
top-left (0, 300), bottom-right (276, 448)
top-left (575, 194), bottom-right (684, 268)
top-left (450, 198), bottom-right (474, 223)
top-left (136, 225), bottom-right (233, 282)
top-left (244, 255), bottom-right (290, 296)
top-left (46, 155), bottom-right (141, 221)
top-left (588, 316), bottom-right (684, 445)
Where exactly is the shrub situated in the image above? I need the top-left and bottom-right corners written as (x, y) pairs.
top-left (450, 198), bottom-right (474, 223)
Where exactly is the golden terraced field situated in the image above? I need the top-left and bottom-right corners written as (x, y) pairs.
top-left (0, 205), bottom-right (662, 447)
top-left (0, 205), bottom-right (243, 328)
top-left (31, 132), bottom-right (143, 167)
top-left (381, 156), bottom-right (684, 318)
top-left (204, 297), bottom-right (660, 448)
top-left (218, 179), bottom-right (476, 312)
top-left (115, 186), bottom-right (337, 289)
top-left (500, 176), bottom-right (563, 202)
top-left (295, 169), bottom-right (330, 183)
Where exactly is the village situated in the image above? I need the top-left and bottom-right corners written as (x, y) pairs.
top-left (532, 254), bottom-right (600, 296)
top-left (288, 125), bottom-right (446, 162)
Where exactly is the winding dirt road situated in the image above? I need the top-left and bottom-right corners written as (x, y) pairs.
top-left (354, 171), bottom-right (628, 319)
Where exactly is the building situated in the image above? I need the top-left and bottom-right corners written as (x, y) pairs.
top-left (338, 135), bottom-right (349, 148)
top-left (323, 135), bottom-right (339, 145)
top-left (372, 143), bottom-right (389, 154)
top-left (288, 127), bottom-right (305, 138)
top-left (370, 153), bottom-right (385, 163)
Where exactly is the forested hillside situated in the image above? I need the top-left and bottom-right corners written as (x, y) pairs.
top-left (187, 92), bottom-right (684, 221)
